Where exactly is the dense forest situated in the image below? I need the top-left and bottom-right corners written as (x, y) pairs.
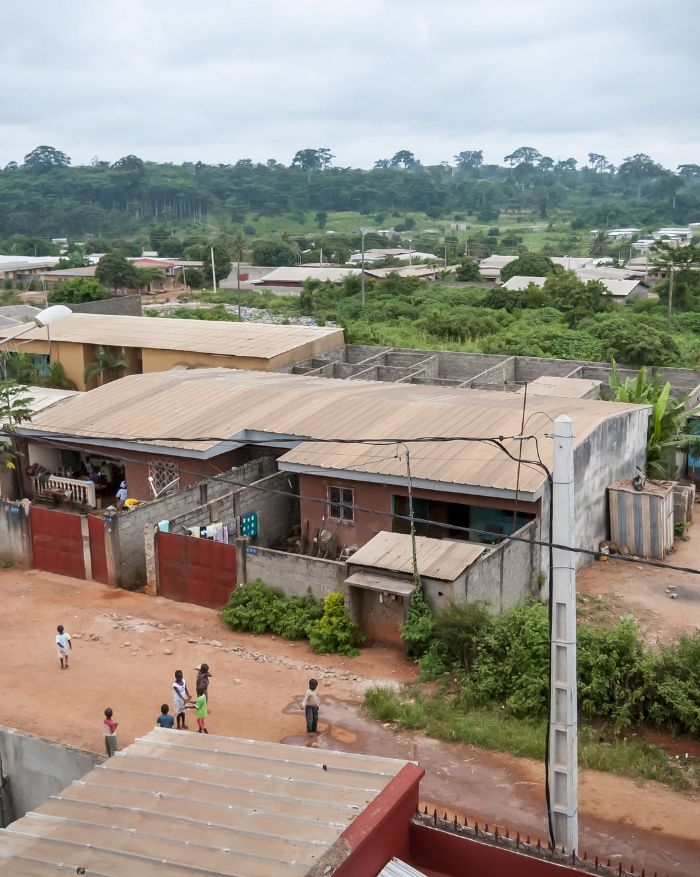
top-left (1, 145), bottom-right (699, 245)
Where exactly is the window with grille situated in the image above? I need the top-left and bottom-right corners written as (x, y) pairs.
top-left (148, 460), bottom-right (179, 495)
top-left (328, 486), bottom-right (354, 521)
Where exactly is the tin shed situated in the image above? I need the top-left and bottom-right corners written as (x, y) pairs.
top-left (608, 479), bottom-right (675, 559)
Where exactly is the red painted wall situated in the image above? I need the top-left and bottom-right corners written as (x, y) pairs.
top-left (333, 763), bottom-right (424, 877)
top-left (410, 822), bottom-right (587, 877)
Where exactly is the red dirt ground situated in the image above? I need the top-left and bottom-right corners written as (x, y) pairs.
top-left (1, 568), bottom-right (698, 877)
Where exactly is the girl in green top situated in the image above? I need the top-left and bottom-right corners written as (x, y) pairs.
top-left (195, 692), bottom-right (208, 734)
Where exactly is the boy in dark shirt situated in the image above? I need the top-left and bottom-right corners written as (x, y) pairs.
top-left (156, 704), bottom-right (174, 729)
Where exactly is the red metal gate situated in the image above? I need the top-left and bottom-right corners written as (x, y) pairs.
top-left (30, 507), bottom-right (85, 579)
top-left (156, 531), bottom-right (237, 609)
top-left (88, 514), bottom-right (109, 584)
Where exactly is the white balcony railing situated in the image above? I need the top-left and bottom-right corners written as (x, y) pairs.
top-left (31, 475), bottom-right (97, 508)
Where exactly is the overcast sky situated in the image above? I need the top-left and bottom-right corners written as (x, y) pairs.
top-left (2, 0), bottom-right (698, 170)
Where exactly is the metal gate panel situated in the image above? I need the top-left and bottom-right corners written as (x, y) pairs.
top-left (156, 531), bottom-right (236, 609)
top-left (30, 507), bottom-right (86, 579)
top-left (88, 514), bottom-right (109, 584)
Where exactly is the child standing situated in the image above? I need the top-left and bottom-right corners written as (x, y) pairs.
top-left (156, 704), bottom-right (174, 729)
top-left (103, 708), bottom-right (118, 757)
top-left (56, 625), bottom-right (72, 670)
top-left (172, 670), bottom-right (190, 730)
top-left (302, 678), bottom-right (320, 733)
top-left (195, 691), bottom-right (208, 734)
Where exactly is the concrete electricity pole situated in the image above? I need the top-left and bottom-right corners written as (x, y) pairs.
top-left (549, 415), bottom-right (578, 853)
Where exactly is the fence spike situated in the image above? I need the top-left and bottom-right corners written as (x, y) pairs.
top-left (505, 828), bottom-right (509, 839)
top-left (526, 835), bottom-right (530, 845)
top-left (584, 851), bottom-right (588, 861)
top-left (423, 805), bottom-right (428, 815)
top-left (537, 838), bottom-right (541, 851)
top-left (618, 863), bottom-right (623, 876)
top-left (454, 815), bottom-right (458, 829)
top-left (484, 823), bottom-right (489, 834)
top-left (443, 812), bottom-right (448, 822)
top-left (494, 827), bottom-right (499, 841)
top-left (516, 832), bottom-right (520, 847)
top-left (433, 809), bottom-right (438, 824)
top-left (630, 866), bottom-right (635, 874)
top-left (463, 816), bottom-right (468, 828)
top-left (595, 855), bottom-right (599, 870)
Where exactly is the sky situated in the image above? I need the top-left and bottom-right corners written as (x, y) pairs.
top-left (2, 0), bottom-right (699, 171)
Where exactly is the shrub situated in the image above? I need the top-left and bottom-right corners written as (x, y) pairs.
top-left (269, 592), bottom-right (323, 639)
top-left (401, 586), bottom-right (435, 658)
top-left (220, 579), bottom-right (283, 634)
top-left (433, 601), bottom-right (491, 672)
top-left (308, 592), bottom-right (362, 656)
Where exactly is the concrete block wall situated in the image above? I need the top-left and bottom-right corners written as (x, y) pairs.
top-left (0, 726), bottom-right (101, 824)
top-left (465, 356), bottom-right (516, 389)
top-left (64, 294), bottom-right (143, 317)
top-left (0, 500), bottom-right (32, 567)
top-left (456, 519), bottom-right (541, 611)
top-left (109, 458), bottom-right (278, 588)
top-left (438, 352), bottom-right (509, 381)
top-left (239, 471), bottom-right (299, 548)
top-left (243, 546), bottom-right (346, 599)
top-left (573, 409), bottom-right (649, 567)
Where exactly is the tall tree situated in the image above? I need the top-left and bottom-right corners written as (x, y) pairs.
top-left (95, 253), bottom-right (139, 292)
top-left (389, 150), bottom-right (419, 169)
top-left (454, 150), bottom-right (483, 169)
top-left (503, 146), bottom-right (541, 167)
top-left (618, 153), bottom-right (662, 201)
top-left (588, 152), bottom-right (613, 173)
top-left (22, 145), bottom-right (71, 172)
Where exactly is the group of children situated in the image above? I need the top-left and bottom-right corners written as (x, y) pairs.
top-left (57, 624), bottom-right (322, 757)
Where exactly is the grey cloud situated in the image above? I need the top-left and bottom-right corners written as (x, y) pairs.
top-left (1, 0), bottom-right (698, 169)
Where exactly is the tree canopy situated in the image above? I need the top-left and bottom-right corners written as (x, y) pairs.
top-left (500, 253), bottom-right (556, 282)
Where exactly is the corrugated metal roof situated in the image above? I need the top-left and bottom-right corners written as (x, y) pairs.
top-left (501, 275), bottom-right (547, 290)
top-left (24, 368), bottom-right (648, 496)
top-left (345, 570), bottom-right (417, 595)
top-left (516, 376), bottom-right (600, 399)
top-left (253, 266), bottom-right (361, 284)
top-left (378, 858), bottom-right (428, 877)
top-left (0, 729), bottom-right (409, 876)
top-left (0, 313), bottom-right (343, 360)
top-left (25, 385), bottom-right (80, 414)
top-left (348, 532), bottom-right (487, 580)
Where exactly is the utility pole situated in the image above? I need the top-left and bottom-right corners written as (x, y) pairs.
top-left (359, 227), bottom-right (372, 308)
top-left (210, 246), bottom-right (217, 292)
top-left (667, 266), bottom-right (674, 332)
top-left (181, 265), bottom-right (187, 292)
top-left (549, 415), bottom-right (578, 854)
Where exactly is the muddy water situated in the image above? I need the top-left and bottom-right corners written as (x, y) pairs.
top-left (282, 698), bottom-right (700, 877)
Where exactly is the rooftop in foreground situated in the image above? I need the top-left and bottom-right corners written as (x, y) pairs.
top-left (0, 728), bottom-right (411, 876)
top-left (0, 313), bottom-right (343, 360)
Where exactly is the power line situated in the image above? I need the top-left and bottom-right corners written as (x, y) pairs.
top-left (20, 431), bottom-right (700, 577)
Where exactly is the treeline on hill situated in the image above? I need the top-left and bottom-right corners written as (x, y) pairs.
top-left (1, 144), bottom-right (700, 242)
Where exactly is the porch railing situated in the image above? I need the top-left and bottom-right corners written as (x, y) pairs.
top-left (31, 475), bottom-right (97, 508)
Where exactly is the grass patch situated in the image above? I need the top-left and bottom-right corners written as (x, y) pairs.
top-left (364, 686), bottom-right (697, 792)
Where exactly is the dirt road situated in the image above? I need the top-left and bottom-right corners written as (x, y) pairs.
top-left (1, 569), bottom-right (699, 877)
top-left (577, 529), bottom-right (700, 643)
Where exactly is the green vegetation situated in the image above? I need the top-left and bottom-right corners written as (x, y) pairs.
top-left (47, 277), bottom-right (107, 304)
top-left (365, 599), bottom-right (700, 790)
top-left (609, 364), bottom-right (700, 476)
top-left (396, 600), bottom-right (700, 734)
top-left (220, 580), bottom-right (361, 655)
top-left (363, 689), bottom-right (697, 791)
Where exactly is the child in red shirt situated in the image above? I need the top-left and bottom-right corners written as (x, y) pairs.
top-left (103, 707), bottom-right (118, 757)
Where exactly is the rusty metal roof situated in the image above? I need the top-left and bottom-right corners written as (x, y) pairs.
top-left (516, 376), bottom-right (600, 399)
top-left (24, 369), bottom-right (648, 496)
top-left (0, 728), bottom-right (408, 876)
top-left (348, 532), bottom-right (487, 580)
top-left (0, 313), bottom-right (343, 360)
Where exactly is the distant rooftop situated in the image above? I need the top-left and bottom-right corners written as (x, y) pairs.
top-left (0, 312), bottom-right (343, 360)
top-left (253, 266), bottom-right (361, 284)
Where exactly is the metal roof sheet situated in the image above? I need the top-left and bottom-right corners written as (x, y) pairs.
top-left (0, 729), bottom-right (408, 876)
top-left (378, 858), bottom-right (428, 877)
top-left (345, 571), bottom-right (417, 595)
top-left (253, 266), bottom-right (361, 284)
top-left (348, 532), bottom-right (487, 580)
top-left (516, 376), bottom-right (601, 399)
top-left (0, 313), bottom-right (343, 359)
top-left (24, 368), bottom-right (648, 496)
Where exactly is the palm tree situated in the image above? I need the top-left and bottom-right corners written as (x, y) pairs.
top-left (84, 346), bottom-right (129, 387)
top-left (588, 230), bottom-right (609, 258)
top-left (40, 361), bottom-right (77, 390)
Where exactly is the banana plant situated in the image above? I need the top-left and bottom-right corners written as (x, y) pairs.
top-left (609, 360), bottom-right (699, 478)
